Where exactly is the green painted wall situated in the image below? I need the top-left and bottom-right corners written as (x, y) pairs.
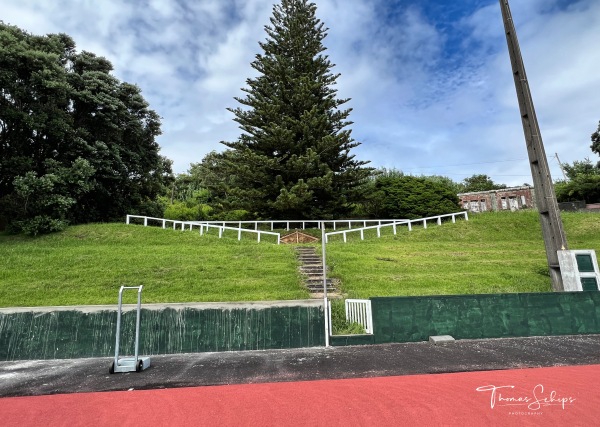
top-left (371, 291), bottom-right (600, 343)
top-left (0, 304), bottom-right (325, 361)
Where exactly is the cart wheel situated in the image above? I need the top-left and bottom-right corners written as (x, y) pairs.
top-left (136, 360), bottom-right (143, 373)
top-left (109, 361), bottom-right (115, 374)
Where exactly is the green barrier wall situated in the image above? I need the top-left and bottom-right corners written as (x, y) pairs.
top-left (370, 291), bottom-right (600, 343)
top-left (0, 302), bottom-right (325, 361)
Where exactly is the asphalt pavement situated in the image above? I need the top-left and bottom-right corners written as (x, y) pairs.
top-left (1, 334), bottom-right (600, 398)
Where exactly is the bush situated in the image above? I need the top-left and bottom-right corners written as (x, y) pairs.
top-left (330, 299), bottom-right (366, 335)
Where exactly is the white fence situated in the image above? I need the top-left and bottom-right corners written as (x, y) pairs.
top-left (324, 211), bottom-right (468, 243)
top-left (125, 215), bottom-right (281, 244)
top-left (345, 299), bottom-right (373, 334)
top-left (156, 219), bottom-right (409, 231)
top-left (126, 211), bottom-right (468, 245)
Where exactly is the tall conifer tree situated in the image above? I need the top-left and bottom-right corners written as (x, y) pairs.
top-left (223, 0), bottom-right (372, 219)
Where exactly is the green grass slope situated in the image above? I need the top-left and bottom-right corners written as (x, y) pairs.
top-left (0, 224), bottom-right (307, 307)
top-left (327, 211), bottom-right (600, 298)
top-left (0, 211), bottom-right (598, 307)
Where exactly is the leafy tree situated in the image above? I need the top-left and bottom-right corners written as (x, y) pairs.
top-left (222, 0), bottom-right (372, 219)
top-left (460, 174), bottom-right (506, 193)
top-left (0, 23), bottom-right (172, 233)
top-left (554, 122), bottom-right (600, 204)
top-left (555, 158), bottom-right (600, 203)
top-left (360, 175), bottom-right (460, 219)
top-left (592, 121), bottom-right (600, 166)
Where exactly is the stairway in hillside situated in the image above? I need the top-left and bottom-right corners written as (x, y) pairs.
top-left (295, 246), bottom-right (338, 297)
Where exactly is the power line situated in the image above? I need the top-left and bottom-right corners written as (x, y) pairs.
top-left (400, 158), bottom-right (528, 171)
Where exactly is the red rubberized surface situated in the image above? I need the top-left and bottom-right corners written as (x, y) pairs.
top-left (1, 364), bottom-right (599, 426)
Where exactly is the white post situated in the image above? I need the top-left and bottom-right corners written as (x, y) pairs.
top-left (437, 217), bottom-right (442, 226)
top-left (393, 223), bottom-right (397, 235)
top-left (363, 220), bottom-right (366, 227)
top-left (452, 214), bottom-right (456, 224)
top-left (360, 230), bottom-right (364, 240)
top-left (258, 233), bottom-right (261, 243)
top-left (181, 222), bottom-right (185, 231)
top-left (464, 212), bottom-right (469, 221)
top-left (144, 217), bottom-right (148, 226)
top-left (200, 225), bottom-right (204, 235)
top-left (408, 221), bottom-right (412, 232)
top-left (377, 226), bottom-right (381, 238)
top-left (333, 222), bottom-right (336, 231)
top-left (423, 219), bottom-right (427, 229)
top-left (286, 221), bottom-right (289, 231)
top-left (302, 221), bottom-right (305, 230)
top-left (219, 227), bottom-right (223, 238)
top-left (348, 221), bottom-right (351, 229)
top-left (343, 232), bottom-right (347, 243)
top-left (254, 222), bottom-right (258, 231)
top-left (271, 222), bottom-right (274, 231)
top-left (238, 229), bottom-right (241, 241)
top-left (321, 222), bottom-right (329, 347)
top-left (126, 215), bottom-right (131, 225)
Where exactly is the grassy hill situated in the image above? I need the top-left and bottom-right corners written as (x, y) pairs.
top-left (0, 211), bottom-right (598, 307)
top-left (327, 211), bottom-right (600, 298)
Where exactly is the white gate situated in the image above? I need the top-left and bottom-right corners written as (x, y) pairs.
top-left (345, 299), bottom-right (373, 334)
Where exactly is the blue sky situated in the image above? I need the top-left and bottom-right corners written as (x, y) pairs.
top-left (3, 0), bottom-right (600, 186)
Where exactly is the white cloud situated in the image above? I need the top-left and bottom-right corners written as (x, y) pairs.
top-left (2, 0), bottom-right (599, 186)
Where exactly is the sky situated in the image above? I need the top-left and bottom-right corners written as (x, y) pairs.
top-left (2, 0), bottom-right (600, 186)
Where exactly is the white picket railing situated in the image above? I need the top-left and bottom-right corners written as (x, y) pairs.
top-left (324, 211), bottom-right (468, 243)
top-left (345, 299), bottom-right (373, 334)
top-left (128, 218), bottom-right (409, 232)
top-left (125, 215), bottom-right (281, 244)
top-left (195, 222), bottom-right (281, 244)
top-left (126, 211), bottom-right (468, 245)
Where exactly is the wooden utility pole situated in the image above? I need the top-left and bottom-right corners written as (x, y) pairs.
top-left (499, 0), bottom-right (568, 291)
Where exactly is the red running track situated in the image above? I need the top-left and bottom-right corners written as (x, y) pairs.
top-left (2, 364), bottom-right (599, 427)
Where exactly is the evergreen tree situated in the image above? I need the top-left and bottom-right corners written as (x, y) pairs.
top-left (222, 0), bottom-right (372, 219)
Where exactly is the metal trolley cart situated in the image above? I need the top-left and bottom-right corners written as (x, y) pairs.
top-left (109, 285), bottom-right (151, 374)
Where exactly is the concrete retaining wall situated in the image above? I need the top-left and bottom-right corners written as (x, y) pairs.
top-left (0, 301), bottom-right (325, 361)
top-left (370, 291), bottom-right (600, 343)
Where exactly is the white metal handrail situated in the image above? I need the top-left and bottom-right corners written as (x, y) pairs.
top-left (195, 222), bottom-right (281, 244)
top-left (125, 215), bottom-right (281, 244)
top-left (345, 299), bottom-right (373, 334)
top-left (324, 211), bottom-right (468, 243)
top-left (127, 215), bottom-right (410, 231)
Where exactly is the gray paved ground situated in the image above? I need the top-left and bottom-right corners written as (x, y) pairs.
top-left (1, 334), bottom-right (600, 398)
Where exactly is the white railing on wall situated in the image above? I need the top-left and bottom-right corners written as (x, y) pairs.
top-left (324, 211), bottom-right (468, 243)
top-left (345, 299), bottom-right (373, 334)
top-left (125, 215), bottom-right (281, 244)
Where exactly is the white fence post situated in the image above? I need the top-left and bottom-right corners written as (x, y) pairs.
top-left (423, 219), bottom-right (427, 229)
top-left (126, 215), bottom-right (131, 225)
top-left (437, 217), bottom-right (442, 226)
top-left (144, 217), bottom-right (148, 226)
top-left (408, 221), bottom-right (412, 231)
top-left (218, 227), bottom-right (223, 238)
